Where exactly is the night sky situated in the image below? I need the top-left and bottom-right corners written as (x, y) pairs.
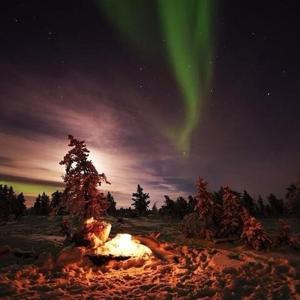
top-left (0, 0), bottom-right (299, 207)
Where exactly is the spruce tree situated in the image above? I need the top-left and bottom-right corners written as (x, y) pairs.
top-left (219, 186), bottom-right (244, 238)
top-left (241, 190), bottom-right (255, 216)
top-left (151, 202), bottom-right (158, 215)
top-left (175, 196), bottom-right (188, 219)
top-left (267, 193), bottom-right (284, 216)
top-left (33, 193), bottom-right (50, 215)
top-left (107, 192), bottom-right (117, 216)
top-left (195, 178), bottom-right (216, 239)
top-left (0, 185), bottom-right (10, 219)
top-left (12, 193), bottom-right (26, 218)
top-left (257, 195), bottom-right (265, 217)
top-left (40, 193), bottom-right (51, 215)
top-left (131, 184), bottom-right (150, 216)
top-left (159, 195), bottom-right (177, 218)
top-left (33, 194), bottom-right (42, 215)
top-left (59, 135), bottom-right (110, 219)
top-left (187, 195), bottom-right (196, 213)
top-left (50, 190), bottom-right (63, 210)
top-left (286, 183), bottom-right (300, 216)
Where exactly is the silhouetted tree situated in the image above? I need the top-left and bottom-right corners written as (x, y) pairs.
top-left (267, 193), bottom-right (284, 216)
top-left (131, 184), bottom-right (150, 216)
top-left (286, 183), bottom-right (300, 216)
top-left (33, 193), bottom-right (51, 215)
top-left (187, 195), bottom-right (196, 213)
top-left (151, 202), bottom-right (158, 215)
top-left (0, 185), bottom-right (11, 219)
top-left (117, 207), bottom-right (138, 218)
top-left (0, 185), bottom-right (26, 219)
top-left (11, 193), bottom-right (26, 218)
top-left (257, 195), bottom-right (266, 217)
top-left (107, 192), bottom-right (117, 216)
top-left (241, 190), bottom-right (256, 216)
top-left (175, 197), bottom-right (189, 219)
top-left (50, 190), bottom-right (63, 210)
top-left (212, 190), bottom-right (223, 206)
top-left (159, 195), bottom-right (177, 218)
top-left (59, 135), bottom-right (110, 219)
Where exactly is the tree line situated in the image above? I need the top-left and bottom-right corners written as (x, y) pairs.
top-left (0, 134), bottom-right (299, 222)
top-left (1, 180), bottom-right (299, 221)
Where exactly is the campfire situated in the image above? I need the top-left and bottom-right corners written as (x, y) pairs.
top-left (95, 233), bottom-right (152, 258)
top-left (84, 218), bottom-right (152, 260)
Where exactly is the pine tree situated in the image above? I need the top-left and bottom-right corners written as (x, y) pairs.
top-left (151, 202), bottom-right (158, 215)
top-left (59, 135), bottom-right (110, 219)
top-left (187, 195), bottom-right (196, 213)
top-left (132, 184), bottom-right (150, 216)
top-left (241, 211), bottom-right (272, 250)
top-left (12, 193), bottom-right (26, 218)
top-left (33, 194), bottom-right (42, 215)
top-left (175, 196), bottom-right (189, 219)
top-left (286, 183), bottom-right (300, 216)
top-left (40, 193), bottom-right (51, 215)
top-left (219, 186), bottom-right (244, 238)
top-left (257, 195), bottom-right (265, 217)
top-left (267, 193), bottom-right (284, 216)
top-left (50, 190), bottom-right (63, 210)
top-left (195, 178), bottom-right (216, 239)
top-left (241, 190), bottom-right (255, 216)
top-left (0, 185), bottom-right (10, 219)
top-left (107, 192), bottom-right (117, 216)
top-left (159, 195), bottom-right (177, 218)
top-left (33, 193), bottom-right (51, 215)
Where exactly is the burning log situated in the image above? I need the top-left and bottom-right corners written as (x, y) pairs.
top-left (133, 235), bottom-right (179, 262)
top-left (86, 254), bottom-right (131, 266)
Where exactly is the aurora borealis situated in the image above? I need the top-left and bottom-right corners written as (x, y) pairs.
top-left (0, 0), bottom-right (299, 207)
top-left (98, 0), bottom-right (213, 153)
top-left (158, 0), bottom-right (213, 153)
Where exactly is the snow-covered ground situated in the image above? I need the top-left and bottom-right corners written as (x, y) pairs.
top-left (0, 216), bottom-right (299, 299)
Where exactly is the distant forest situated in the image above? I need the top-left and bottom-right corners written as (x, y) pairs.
top-left (1, 180), bottom-right (299, 221)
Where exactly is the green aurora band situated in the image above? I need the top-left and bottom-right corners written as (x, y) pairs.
top-left (97, 0), bottom-right (214, 154)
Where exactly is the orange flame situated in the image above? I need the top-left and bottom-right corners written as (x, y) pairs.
top-left (95, 233), bottom-right (152, 258)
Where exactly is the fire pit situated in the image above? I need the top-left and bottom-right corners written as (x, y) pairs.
top-left (82, 218), bottom-right (152, 265)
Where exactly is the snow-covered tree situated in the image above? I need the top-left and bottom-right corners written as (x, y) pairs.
top-left (60, 135), bottom-right (110, 219)
top-left (241, 211), bottom-right (272, 250)
top-left (219, 186), bottom-right (244, 238)
top-left (195, 178), bottom-right (216, 239)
